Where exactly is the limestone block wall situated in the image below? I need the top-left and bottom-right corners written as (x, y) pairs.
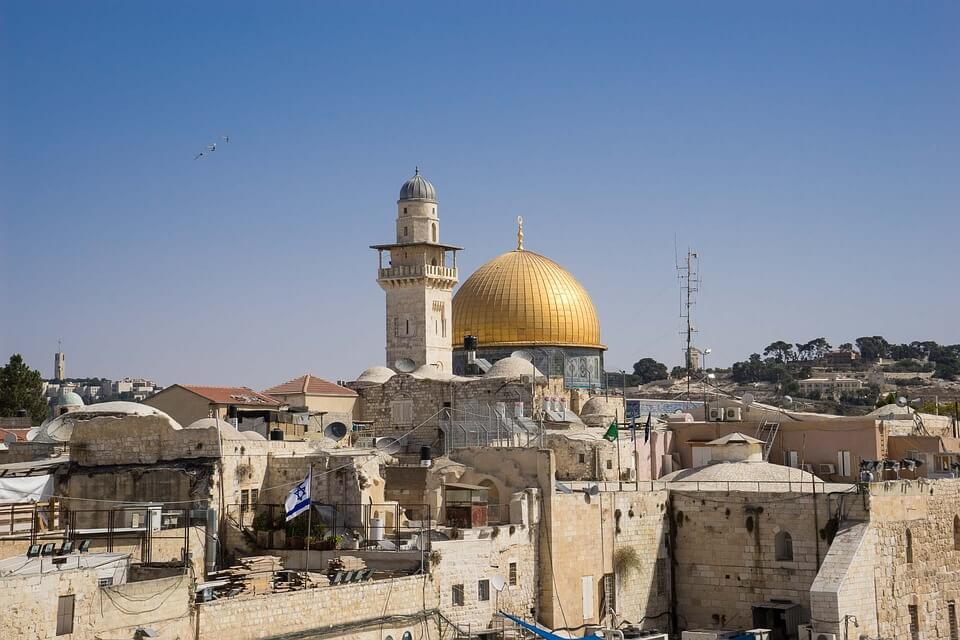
top-left (539, 489), bottom-right (670, 632)
top-left (3, 569), bottom-right (192, 640)
top-left (70, 415), bottom-right (220, 466)
top-left (809, 522), bottom-right (878, 639)
top-left (867, 479), bottom-right (960, 639)
top-left (197, 574), bottom-right (436, 640)
top-left (431, 527), bottom-right (537, 628)
top-left (671, 490), bottom-right (864, 630)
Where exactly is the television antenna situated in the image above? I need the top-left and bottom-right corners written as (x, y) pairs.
top-left (676, 247), bottom-right (701, 398)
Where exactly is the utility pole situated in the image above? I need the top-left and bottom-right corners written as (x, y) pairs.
top-left (677, 249), bottom-right (700, 399)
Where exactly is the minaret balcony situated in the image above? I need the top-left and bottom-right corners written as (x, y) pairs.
top-left (378, 264), bottom-right (458, 282)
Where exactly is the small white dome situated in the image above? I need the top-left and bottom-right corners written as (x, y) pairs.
top-left (355, 366), bottom-right (396, 384)
top-left (485, 356), bottom-right (544, 379)
top-left (34, 401), bottom-right (181, 444)
top-left (57, 391), bottom-right (84, 407)
top-left (185, 418), bottom-right (252, 441)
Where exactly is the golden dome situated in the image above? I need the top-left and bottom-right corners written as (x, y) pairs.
top-left (453, 248), bottom-right (604, 350)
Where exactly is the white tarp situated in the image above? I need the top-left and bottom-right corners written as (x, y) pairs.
top-left (0, 475), bottom-right (54, 504)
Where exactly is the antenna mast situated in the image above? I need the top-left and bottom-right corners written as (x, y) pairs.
top-left (677, 249), bottom-right (700, 398)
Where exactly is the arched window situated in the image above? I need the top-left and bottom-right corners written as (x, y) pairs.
top-left (775, 531), bottom-right (793, 561)
top-left (954, 516), bottom-right (960, 551)
top-left (432, 223), bottom-right (437, 242)
top-left (906, 528), bottom-right (914, 563)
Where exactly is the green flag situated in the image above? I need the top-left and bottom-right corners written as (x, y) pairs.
top-left (603, 419), bottom-right (618, 442)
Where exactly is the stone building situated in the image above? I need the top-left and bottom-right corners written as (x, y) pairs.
top-left (371, 169), bottom-right (461, 373)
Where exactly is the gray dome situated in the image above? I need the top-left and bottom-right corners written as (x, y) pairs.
top-left (57, 391), bottom-right (84, 407)
top-left (399, 168), bottom-right (437, 202)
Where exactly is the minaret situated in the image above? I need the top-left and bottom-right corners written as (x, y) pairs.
top-left (371, 169), bottom-right (461, 372)
top-left (54, 340), bottom-right (65, 381)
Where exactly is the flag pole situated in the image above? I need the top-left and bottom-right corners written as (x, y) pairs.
top-left (632, 416), bottom-right (639, 490)
top-left (304, 462), bottom-right (313, 588)
top-left (616, 422), bottom-right (622, 491)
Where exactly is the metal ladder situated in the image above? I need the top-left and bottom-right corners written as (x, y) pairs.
top-left (755, 419), bottom-right (780, 461)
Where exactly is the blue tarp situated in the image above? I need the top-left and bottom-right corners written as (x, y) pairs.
top-left (498, 612), bottom-right (600, 640)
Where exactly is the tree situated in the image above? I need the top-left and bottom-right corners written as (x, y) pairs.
top-left (839, 342), bottom-right (854, 351)
top-left (763, 341), bottom-right (794, 363)
top-left (632, 358), bottom-right (668, 384)
top-left (855, 336), bottom-right (891, 362)
top-left (934, 355), bottom-right (960, 381)
top-left (0, 354), bottom-right (48, 424)
top-left (670, 366), bottom-right (688, 379)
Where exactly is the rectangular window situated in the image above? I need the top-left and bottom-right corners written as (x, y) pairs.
top-left (240, 490), bottom-right (250, 513)
top-left (837, 450), bottom-right (852, 477)
top-left (478, 579), bottom-right (490, 602)
top-left (391, 400), bottom-right (414, 425)
top-left (251, 489), bottom-right (259, 505)
top-left (606, 460), bottom-right (613, 470)
top-left (452, 584), bottom-right (464, 606)
top-left (581, 575), bottom-right (594, 621)
top-left (509, 562), bottom-right (518, 586)
top-left (98, 576), bottom-right (113, 587)
top-left (909, 604), bottom-right (919, 640)
top-left (949, 601), bottom-right (958, 640)
top-left (56, 595), bottom-right (75, 636)
top-left (578, 454), bottom-right (586, 464)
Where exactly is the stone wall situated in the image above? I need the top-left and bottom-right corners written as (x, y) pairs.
top-left (3, 568), bottom-right (192, 640)
top-left (539, 489), bottom-right (671, 632)
top-left (197, 574), bottom-right (437, 640)
top-left (671, 489), bottom-right (866, 630)
top-left (432, 526), bottom-right (538, 628)
top-left (867, 479), bottom-right (960, 639)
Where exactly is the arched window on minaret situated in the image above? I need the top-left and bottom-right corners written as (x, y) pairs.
top-left (432, 223), bottom-right (437, 242)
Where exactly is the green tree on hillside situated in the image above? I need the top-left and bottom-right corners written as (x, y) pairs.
top-left (0, 354), bottom-right (48, 424)
top-left (632, 358), bottom-right (669, 384)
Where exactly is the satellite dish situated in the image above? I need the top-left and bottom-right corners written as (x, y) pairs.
top-left (375, 437), bottom-right (402, 455)
top-left (511, 350), bottom-right (534, 362)
top-left (783, 395), bottom-right (793, 406)
top-left (490, 575), bottom-right (507, 592)
top-left (324, 421), bottom-right (349, 442)
top-left (742, 392), bottom-right (755, 407)
top-left (896, 396), bottom-right (908, 407)
top-left (2, 432), bottom-right (16, 445)
top-left (26, 427), bottom-right (40, 441)
top-left (585, 484), bottom-right (600, 496)
top-left (555, 482), bottom-right (573, 494)
top-left (394, 358), bottom-right (416, 373)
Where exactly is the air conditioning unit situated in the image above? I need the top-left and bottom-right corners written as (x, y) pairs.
top-left (798, 623), bottom-right (837, 640)
top-left (725, 407), bottom-right (742, 421)
top-left (801, 464), bottom-right (814, 473)
top-left (818, 463), bottom-right (836, 475)
top-left (708, 407), bottom-right (724, 421)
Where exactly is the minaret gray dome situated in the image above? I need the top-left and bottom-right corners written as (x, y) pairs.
top-left (399, 168), bottom-right (437, 202)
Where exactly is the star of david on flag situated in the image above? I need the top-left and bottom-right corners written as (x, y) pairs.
top-left (285, 468), bottom-right (312, 522)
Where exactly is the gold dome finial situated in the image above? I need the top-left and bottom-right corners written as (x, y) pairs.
top-left (516, 215), bottom-right (524, 251)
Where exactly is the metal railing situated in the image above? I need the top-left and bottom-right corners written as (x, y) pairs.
top-left (558, 479), bottom-right (858, 494)
top-left (231, 502), bottom-right (433, 552)
top-left (0, 499), bottom-right (62, 540)
top-left (378, 264), bottom-right (457, 280)
top-left (440, 405), bottom-right (539, 453)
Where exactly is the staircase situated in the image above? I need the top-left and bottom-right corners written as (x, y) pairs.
top-left (755, 419), bottom-right (780, 461)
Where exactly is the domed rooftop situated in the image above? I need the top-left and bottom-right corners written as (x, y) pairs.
top-left (453, 236), bottom-right (603, 350)
top-left (34, 401), bottom-right (181, 444)
top-left (398, 168), bottom-right (437, 202)
top-left (659, 461), bottom-right (826, 491)
top-left (186, 417), bottom-right (262, 441)
top-left (485, 356), bottom-right (544, 379)
top-left (57, 391), bottom-right (84, 407)
top-left (354, 366), bottom-right (396, 385)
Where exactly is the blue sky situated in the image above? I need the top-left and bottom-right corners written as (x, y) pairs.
top-left (1, 1), bottom-right (958, 388)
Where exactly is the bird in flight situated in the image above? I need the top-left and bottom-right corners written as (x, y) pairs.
top-left (193, 134), bottom-right (230, 159)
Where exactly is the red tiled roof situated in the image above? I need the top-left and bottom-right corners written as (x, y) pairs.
top-left (179, 385), bottom-right (282, 406)
top-left (263, 374), bottom-right (356, 397)
top-left (0, 427), bottom-right (31, 442)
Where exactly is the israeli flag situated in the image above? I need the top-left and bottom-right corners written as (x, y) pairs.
top-left (285, 468), bottom-right (311, 522)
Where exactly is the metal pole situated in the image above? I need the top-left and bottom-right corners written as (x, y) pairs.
top-left (304, 462), bottom-right (313, 587)
top-left (616, 424), bottom-right (623, 491)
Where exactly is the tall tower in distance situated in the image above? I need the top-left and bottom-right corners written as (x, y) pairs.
top-left (54, 340), bottom-right (65, 381)
top-left (371, 169), bottom-right (461, 372)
